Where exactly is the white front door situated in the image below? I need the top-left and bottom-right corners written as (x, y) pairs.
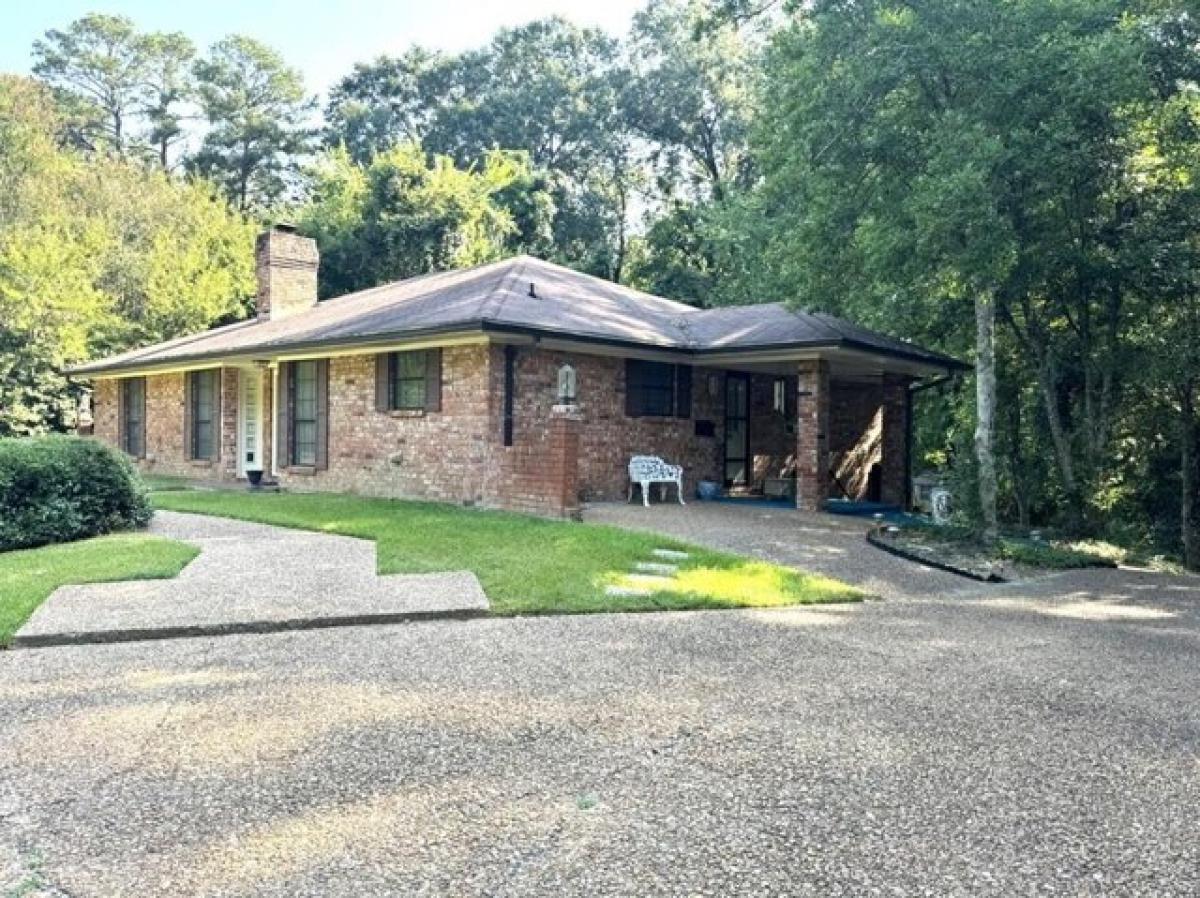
top-left (238, 369), bottom-right (263, 476)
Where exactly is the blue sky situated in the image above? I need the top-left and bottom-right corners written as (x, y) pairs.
top-left (1, 0), bottom-right (647, 96)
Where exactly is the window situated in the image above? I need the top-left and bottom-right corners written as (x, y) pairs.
top-left (290, 360), bottom-right (319, 466)
top-left (392, 350), bottom-right (428, 410)
top-left (188, 370), bottom-right (218, 460)
top-left (375, 349), bottom-right (441, 413)
top-left (626, 360), bottom-right (691, 418)
top-left (120, 377), bottom-right (145, 458)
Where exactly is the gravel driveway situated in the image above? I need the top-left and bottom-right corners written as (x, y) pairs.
top-left (2, 566), bottom-right (1198, 896)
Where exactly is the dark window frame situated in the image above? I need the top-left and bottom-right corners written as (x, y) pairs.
top-left (390, 350), bottom-right (429, 411)
top-left (289, 360), bottom-right (320, 467)
top-left (626, 360), bottom-right (691, 419)
top-left (189, 369), bottom-right (218, 461)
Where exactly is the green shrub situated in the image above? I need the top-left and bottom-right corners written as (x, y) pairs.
top-left (0, 436), bottom-right (151, 551)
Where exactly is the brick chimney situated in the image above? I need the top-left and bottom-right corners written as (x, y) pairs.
top-left (256, 224), bottom-right (319, 322)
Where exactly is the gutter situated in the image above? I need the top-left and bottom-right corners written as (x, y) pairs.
top-left (67, 319), bottom-right (970, 379)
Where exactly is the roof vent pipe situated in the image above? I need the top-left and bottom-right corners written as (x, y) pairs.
top-left (528, 282), bottom-right (538, 299)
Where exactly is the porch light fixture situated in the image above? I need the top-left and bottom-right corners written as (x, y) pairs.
top-left (556, 363), bottom-right (577, 404)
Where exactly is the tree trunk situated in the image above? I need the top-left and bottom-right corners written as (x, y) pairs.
top-left (1006, 387), bottom-right (1030, 528)
top-left (975, 292), bottom-right (999, 542)
top-left (1182, 384), bottom-right (1198, 571)
top-left (1034, 353), bottom-right (1083, 530)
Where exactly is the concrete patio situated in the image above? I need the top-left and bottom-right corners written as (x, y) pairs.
top-left (584, 500), bottom-right (976, 600)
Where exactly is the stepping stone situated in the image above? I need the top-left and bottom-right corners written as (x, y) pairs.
top-left (635, 561), bottom-right (679, 575)
top-left (652, 549), bottom-right (689, 560)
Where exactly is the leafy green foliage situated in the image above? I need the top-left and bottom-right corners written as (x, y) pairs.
top-left (0, 75), bottom-right (255, 437)
top-left (191, 35), bottom-right (314, 210)
top-left (299, 143), bottom-right (543, 296)
top-left (0, 436), bottom-right (152, 550)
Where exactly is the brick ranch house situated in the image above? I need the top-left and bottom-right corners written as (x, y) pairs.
top-left (72, 226), bottom-right (966, 518)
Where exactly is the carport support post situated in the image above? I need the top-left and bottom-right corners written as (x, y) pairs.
top-left (795, 360), bottom-right (830, 511)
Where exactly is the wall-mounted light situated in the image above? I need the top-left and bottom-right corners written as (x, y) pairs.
top-left (557, 363), bottom-right (577, 404)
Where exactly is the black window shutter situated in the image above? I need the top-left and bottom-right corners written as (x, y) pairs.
top-left (282, 363), bottom-right (295, 466)
top-left (375, 353), bottom-right (391, 412)
top-left (136, 378), bottom-right (146, 458)
top-left (675, 365), bottom-right (692, 419)
top-left (117, 380), bottom-right (127, 452)
top-left (315, 359), bottom-right (329, 470)
top-left (211, 369), bottom-right (222, 461)
top-left (183, 373), bottom-right (195, 460)
top-left (424, 348), bottom-right (442, 412)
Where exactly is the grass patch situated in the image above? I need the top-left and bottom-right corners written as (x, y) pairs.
top-left (139, 473), bottom-right (198, 492)
top-left (0, 534), bottom-right (199, 645)
top-left (151, 489), bottom-right (862, 614)
top-left (994, 538), bottom-right (1116, 570)
top-left (897, 521), bottom-right (1117, 571)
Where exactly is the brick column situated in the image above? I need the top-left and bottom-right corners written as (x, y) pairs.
top-left (880, 374), bottom-right (909, 507)
top-left (795, 360), bottom-right (830, 511)
top-left (547, 404), bottom-right (582, 518)
top-left (219, 367), bottom-right (240, 480)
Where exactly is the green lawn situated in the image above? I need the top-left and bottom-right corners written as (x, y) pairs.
top-left (0, 534), bottom-right (200, 645)
top-left (152, 490), bottom-right (863, 614)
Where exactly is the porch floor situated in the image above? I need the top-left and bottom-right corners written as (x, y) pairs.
top-left (583, 501), bottom-right (976, 601)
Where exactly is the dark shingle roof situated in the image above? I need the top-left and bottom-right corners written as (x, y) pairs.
top-left (71, 255), bottom-right (966, 374)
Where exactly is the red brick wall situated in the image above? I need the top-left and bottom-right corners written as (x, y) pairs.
top-left (94, 369), bottom-right (237, 481)
top-left (829, 381), bottom-right (883, 500)
top-left (749, 374), bottom-right (795, 489)
top-left (273, 345), bottom-right (493, 505)
top-left (90, 346), bottom-right (909, 516)
top-left (486, 347), bottom-right (723, 502)
top-left (92, 378), bottom-right (118, 445)
top-left (825, 377), bottom-right (911, 505)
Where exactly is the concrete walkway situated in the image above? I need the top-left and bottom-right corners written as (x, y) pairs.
top-left (14, 512), bottom-right (489, 647)
top-left (584, 500), bottom-right (991, 600)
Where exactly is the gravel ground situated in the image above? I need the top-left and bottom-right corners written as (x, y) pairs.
top-left (1, 566), bottom-right (1198, 896)
top-left (585, 501), bottom-right (978, 599)
top-left (15, 512), bottom-right (487, 645)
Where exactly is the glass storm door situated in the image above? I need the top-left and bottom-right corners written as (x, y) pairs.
top-left (724, 374), bottom-right (750, 487)
top-left (239, 370), bottom-right (263, 475)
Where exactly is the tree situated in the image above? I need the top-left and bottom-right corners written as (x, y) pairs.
top-left (0, 76), bottom-right (255, 437)
top-left (191, 35), bottom-right (314, 210)
top-left (321, 18), bottom-right (637, 278)
top-left (324, 48), bottom-right (446, 164)
top-left (739, 0), bottom-right (1167, 538)
top-left (624, 0), bottom-right (759, 202)
top-left (140, 32), bottom-right (196, 169)
top-left (298, 143), bottom-right (542, 297)
top-left (31, 13), bottom-right (147, 153)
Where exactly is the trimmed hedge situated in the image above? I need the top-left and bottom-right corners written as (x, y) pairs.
top-left (0, 436), bottom-right (151, 551)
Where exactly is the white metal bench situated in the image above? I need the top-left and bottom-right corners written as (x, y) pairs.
top-left (628, 455), bottom-right (686, 507)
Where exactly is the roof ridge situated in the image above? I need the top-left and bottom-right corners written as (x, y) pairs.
top-left (522, 254), bottom-right (700, 314)
top-left (480, 256), bottom-right (527, 322)
top-left (321, 255), bottom-right (517, 310)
